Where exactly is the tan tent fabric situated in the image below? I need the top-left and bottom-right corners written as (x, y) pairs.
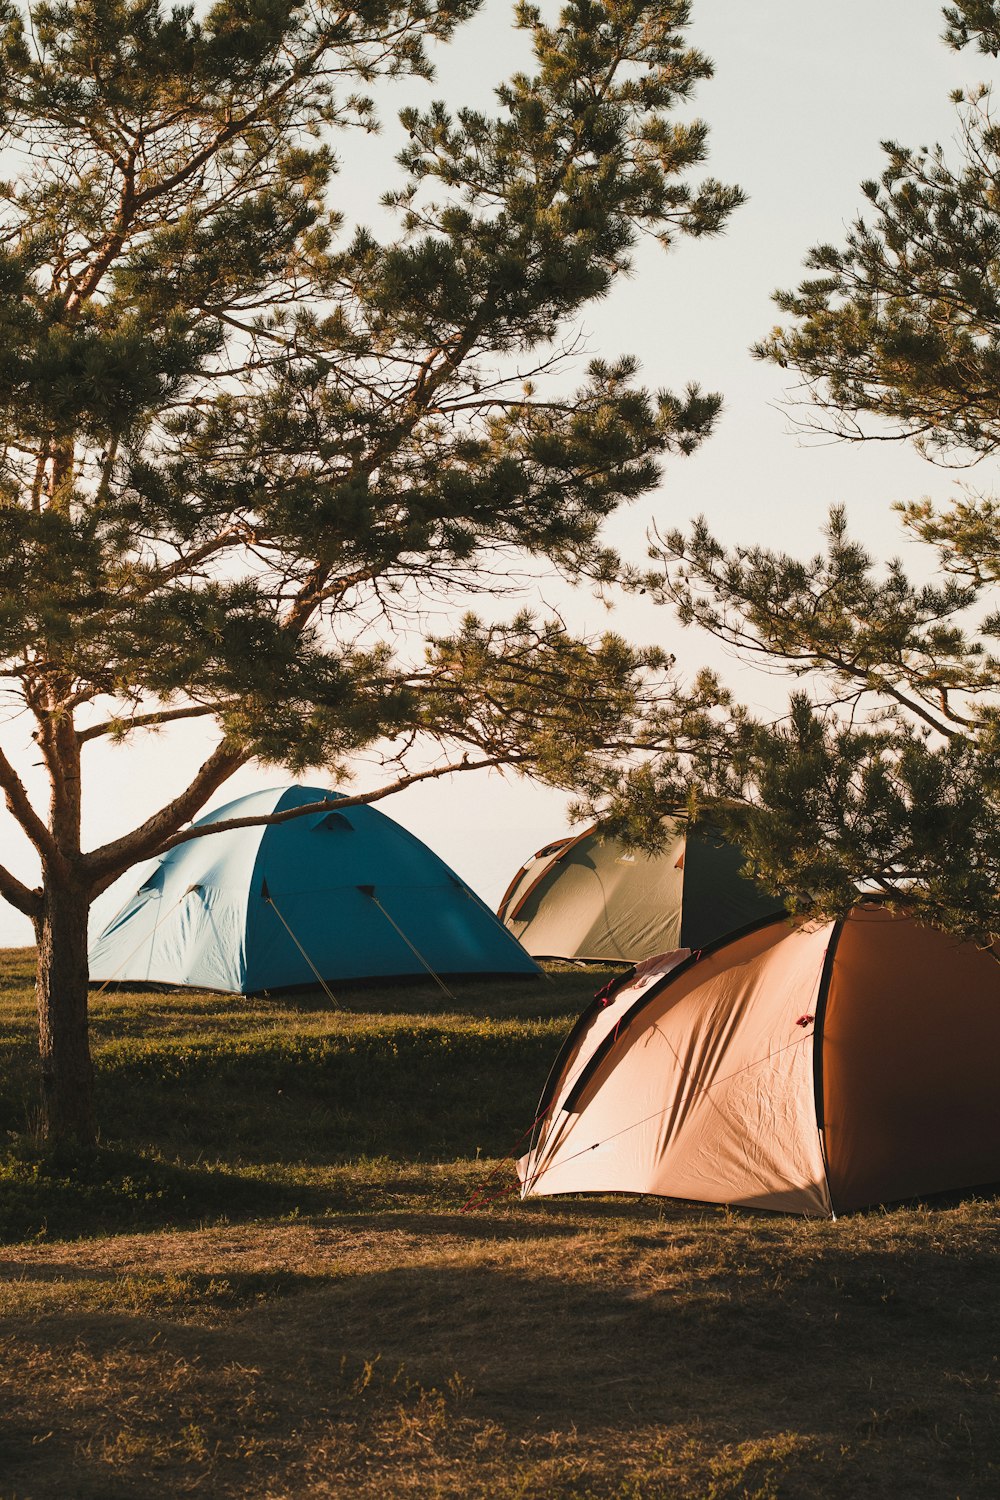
top-left (499, 819), bottom-right (784, 963)
top-left (521, 920), bottom-right (834, 1216)
top-left (497, 834), bottom-right (586, 926)
top-left (528, 946), bottom-right (694, 1147)
top-left (822, 907), bottom-right (1000, 1212)
top-left (521, 906), bottom-right (1000, 1217)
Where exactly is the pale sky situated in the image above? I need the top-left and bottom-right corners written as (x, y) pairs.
top-left (0, 1), bottom-right (986, 946)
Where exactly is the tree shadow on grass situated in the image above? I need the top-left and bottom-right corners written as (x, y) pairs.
top-left (93, 968), bottom-right (594, 1024)
top-left (91, 1046), bottom-right (557, 1166)
top-left (0, 1145), bottom-right (331, 1243)
top-left (3, 1224), bottom-right (1000, 1499)
top-left (0, 1144), bottom-right (660, 1246)
top-left (0, 1258), bottom-right (323, 1307)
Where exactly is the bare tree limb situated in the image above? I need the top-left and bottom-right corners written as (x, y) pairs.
top-left (0, 743), bottom-right (62, 866)
top-left (84, 737), bottom-right (249, 885)
top-left (0, 858), bottom-right (42, 919)
top-left (87, 752), bottom-right (530, 896)
top-left (78, 702), bottom-right (224, 745)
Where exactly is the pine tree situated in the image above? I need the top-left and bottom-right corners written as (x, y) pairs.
top-left (943, 0), bottom-right (1000, 53)
top-left (0, 0), bottom-right (742, 1143)
top-left (620, 5), bottom-right (1000, 946)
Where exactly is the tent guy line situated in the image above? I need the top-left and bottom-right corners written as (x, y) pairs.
top-left (261, 879), bottom-right (341, 1009)
top-left (460, 1103), bottom-right (554, 1214)
top-left (359, 885), bottom-right (457, 1002)
top-left (521, 1028), bottom-right (816, 1196)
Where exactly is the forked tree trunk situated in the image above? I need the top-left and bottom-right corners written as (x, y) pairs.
top-left (33, 874), bottom-right (96, 1147)
top-left (24, 725), bottom-right (243, 1147)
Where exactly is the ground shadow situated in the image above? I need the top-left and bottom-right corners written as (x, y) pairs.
top-left (2, 1221), bottom-right (999, 1498)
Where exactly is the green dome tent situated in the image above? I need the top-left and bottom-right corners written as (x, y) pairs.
top-left (497, 819), bottom-right (784, 963)
top-left (89, 785), bottom-right (539, 993)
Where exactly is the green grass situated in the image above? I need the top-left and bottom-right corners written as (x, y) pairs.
top-left (2, 946), bottom-right (1000, 1499)
top-left (0, 947), bottom-right (590, 1240)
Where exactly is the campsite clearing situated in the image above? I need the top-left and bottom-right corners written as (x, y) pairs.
top-left (1, 948), bottom-right (998, 1499)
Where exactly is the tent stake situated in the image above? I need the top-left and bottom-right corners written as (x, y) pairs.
top-left (359, 886), bottom-right (457, 1002)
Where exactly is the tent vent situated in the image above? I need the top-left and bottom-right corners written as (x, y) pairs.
top-left (317, 811), bottom-right (353, 831)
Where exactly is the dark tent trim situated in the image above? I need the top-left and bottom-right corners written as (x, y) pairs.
top-left (560, 911), bottom-right (793, 1115)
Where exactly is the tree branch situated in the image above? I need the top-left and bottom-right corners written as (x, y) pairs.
top-left (84, 737), bottom-right (248, 886)
top-left (78, 702), bottom-right (224, 745)
top-left (0, 858), bottom-right (42, 920)
top-left (0, 744), bottom-right (62, 866)
top-left (88, 752), bottom-right (529, 896)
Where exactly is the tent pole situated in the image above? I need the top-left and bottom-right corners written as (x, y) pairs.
top-left (359, 886), bottom-right (457, 1002)
top-left (263, 891), bottom-right (341, 1009)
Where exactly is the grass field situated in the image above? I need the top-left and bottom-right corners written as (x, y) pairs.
top-left (2, 946), bottom-right (999, 1498)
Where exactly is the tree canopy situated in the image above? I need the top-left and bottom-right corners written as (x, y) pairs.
top-left (619, 3), bottom-right (1000, 946)
top-left (0, 0), bottom-right (743, 1141)
top-left (943, 0), bottom-right (1000, 53)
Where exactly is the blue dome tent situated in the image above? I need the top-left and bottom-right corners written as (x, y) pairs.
top-left (89, 785), bottom-right (539, 993)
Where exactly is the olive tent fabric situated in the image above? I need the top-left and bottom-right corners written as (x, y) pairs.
top-left (498, 820), bottom-right (784, 962)
top-left (519, 907), bottom-right (1000, 1216)
top-left (88, 785), bottom-right (539, 993)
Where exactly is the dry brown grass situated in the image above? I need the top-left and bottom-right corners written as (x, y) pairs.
top-left (2, 1196), bottom-right (1000, 1498)
top-left (2, 946), bottom-right (1000, 1497)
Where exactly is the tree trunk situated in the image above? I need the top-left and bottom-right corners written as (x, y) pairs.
top-left (34, 874), bottom-right (96, 1147)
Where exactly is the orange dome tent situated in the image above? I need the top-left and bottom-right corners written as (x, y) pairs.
top-left (519, 906), bottom-right (1000, 1216)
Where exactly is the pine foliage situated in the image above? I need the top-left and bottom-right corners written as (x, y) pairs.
top-left (624, 5), bottom-right (1000, 946)
top-left (0, 0), bottom-right (742, 905)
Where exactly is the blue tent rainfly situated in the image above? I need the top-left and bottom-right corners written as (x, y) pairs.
top-left (88, 785), bottom-right (539, 993)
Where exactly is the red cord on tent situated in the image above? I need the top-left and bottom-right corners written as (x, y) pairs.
top-left (459, 1106), bottom-right (552, 1214)
top-left (595, 975), bottom-right (626, 1006)
top-left (466, 1177), bottom-right (522, 1212)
